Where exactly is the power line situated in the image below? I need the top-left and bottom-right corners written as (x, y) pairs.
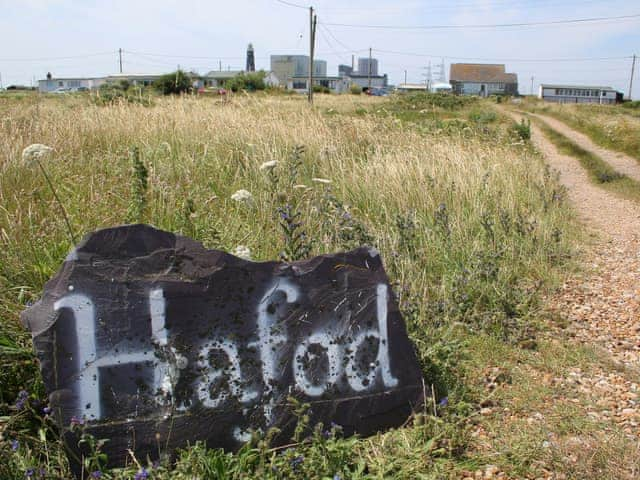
top-left (318, 0), bottom-right (619, 13)
top-left (373, 48), bottom-right (633, 63)
top-left (321, 12), bottom-right (640, 30)
top-left (0, 51), bottom-right (117, 62)
top-left (274, 0), bottom-right (308, 10)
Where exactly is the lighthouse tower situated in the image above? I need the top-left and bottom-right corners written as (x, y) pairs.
top-left (246, 43), bottom-right (255, 72)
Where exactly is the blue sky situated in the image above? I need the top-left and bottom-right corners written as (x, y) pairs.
top-left (1, 0), bottom-right (638, 97)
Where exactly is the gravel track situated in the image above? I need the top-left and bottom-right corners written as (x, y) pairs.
top-left (505, 109), bottom-right (640, 436)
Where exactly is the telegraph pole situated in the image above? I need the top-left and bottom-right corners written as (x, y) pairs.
top-left (629, 54), bottom-right (636, 101)
top-left (531, 76), bottom-right (534, 95)
top-left (119, 48), bottom-right (123, 73)
top-left (368, 47), bottom-right (372, 91)
top-left (308, 6), bottom-right (317, 104)
top-left (404, 70), bottom-right (407, 85)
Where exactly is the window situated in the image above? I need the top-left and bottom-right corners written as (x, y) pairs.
top-left (292, 81), bottom-right (307, 89)
top-left (58, 81), bottom-right (64, 87)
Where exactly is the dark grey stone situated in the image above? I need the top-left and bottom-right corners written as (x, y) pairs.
top-left (22, 224), bottom-right (424, 473)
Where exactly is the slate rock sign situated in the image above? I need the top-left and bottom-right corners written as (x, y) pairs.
top-left (22, 224), bottom-right (424, 472)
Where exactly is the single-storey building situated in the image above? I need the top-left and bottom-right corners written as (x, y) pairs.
top-left (396, 83), bottom-right (428, 93)
top-left (105, 73), bottom-right (164, 87)
top-left (344, 73), bottom-right (388, 91)
top-left (287, 75), bottom-right (350, 93)
top-left (203, 70), bottom-right (243, 88)
top-left (449, 63), bottom-right (518, 97)
top-left (538, 84), bottom-right (619, 104)
top-left (38, 75), bottom-right (106, 93)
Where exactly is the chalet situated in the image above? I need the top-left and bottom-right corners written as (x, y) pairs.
top-left (449, 63), bottom-right (518, 97)
top-left (538, 84), bottom-right (619, 104)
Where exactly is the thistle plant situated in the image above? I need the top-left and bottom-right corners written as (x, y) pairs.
top-left (277, 203), bottom-right (312, 261)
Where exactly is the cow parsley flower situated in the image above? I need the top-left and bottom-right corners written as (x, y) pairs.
top-left (21, 144), bottom-right (53, 166)
top-left (233, 245), bottom-right (251, 260)
top-left (259, 160), bottom-right (278, 171)
top-left (230, 189), bottom-right (253, 203)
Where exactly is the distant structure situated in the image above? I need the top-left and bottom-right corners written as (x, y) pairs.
top-left (449, 63), bottom-right (518, 97)
top-left (358, 57), bottom-right (378, 76)
top-left (246, 43), bottom-right (255, 72)
top-left (538, 84), bottom-right (619, 104)
top-left (270, 55), bottom-right (328, 87)
top-left (338, 64), bottom-right (353, 76)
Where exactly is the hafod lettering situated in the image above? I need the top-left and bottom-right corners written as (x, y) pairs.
top-left (22, 225), bottom-right (424, 472)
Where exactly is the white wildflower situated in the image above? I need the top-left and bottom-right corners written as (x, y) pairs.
top-left (311, 177), bottom-right (331, 184)
top-left (230, 189), bottom-right (253, 203)
top-left (259, 160), bottom-right (278, 171)
top-left (22, 144), bottom-right (53, 166)
top-left (233, 245), bottom-right (251, 260)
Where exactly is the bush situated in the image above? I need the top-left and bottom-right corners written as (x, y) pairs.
top-left (226, 71), bottom-right (267, 92)
top-left (350, 84), bottom-right (362, 95)
top-left (154, 70), bottom-right (193, 95)
top-left (510, 118), bottom-right (531, 141)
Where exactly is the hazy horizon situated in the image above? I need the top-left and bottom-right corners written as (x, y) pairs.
top-left (1, 0), bottom-right (638, 97)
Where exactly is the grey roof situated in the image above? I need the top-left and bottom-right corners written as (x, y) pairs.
top-left (205, 70), bottom-right (244, 78)
top-left (540, 83), bottom-right (616, 91)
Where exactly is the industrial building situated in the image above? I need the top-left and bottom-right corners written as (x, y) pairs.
top-left (358, 57), bottom-right (378, 76)
top-left (270, 55), bottom-right (328, 88)
top-left (538, 84), bottom-right (620, 104)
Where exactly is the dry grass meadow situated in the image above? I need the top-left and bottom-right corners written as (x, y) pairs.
top-left (1, 91), bottom-right (637, 478)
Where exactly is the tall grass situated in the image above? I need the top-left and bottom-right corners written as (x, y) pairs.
top-left (536, 120), bottom-right (640, 203)
top-left (0, 93), bottom-right (576, 478)
top-left (521, 99), bottom-right (640, 162)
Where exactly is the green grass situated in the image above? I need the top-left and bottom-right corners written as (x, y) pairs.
top-left (536, 119), bottom-right (640, 203)
top-left (2, 92), bottom-right (625, 479)
top-left (520, 99), bottom-right (640, 163)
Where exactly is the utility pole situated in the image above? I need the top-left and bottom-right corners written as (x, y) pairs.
top-left (308, 6), bottom-right (317, 104)
top-left (629, 54), bottom-right (636, 101)
top-left (404, 70), bottom-right (407, 85)
top-left (0, 72), bottom-right (3, 90)
top-left (531, 76), bottom-right (534, 96)
top-left (368, 47), bottom-right (372, 91)
top-left (219, 60), bottom-right (222, 72)
top-left (119, 48), bottom-right (123, 74)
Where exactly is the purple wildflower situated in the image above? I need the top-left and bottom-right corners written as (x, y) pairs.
top-left (290, 455), bottom-right (304, 470)
top-left (25, 469), bottom-right (35, 478)
top-left (91, 471), bottom-right (102, 478)
top-left (15, 390), bottom-right (29, 410)
top-left (334, 476), bottom-right (342, 480)
top-left (11, 439), bottom-right (19, 451)
top-left (438, 396), bottom-right (449, 407)
top-left (134, 468), bottom-right (149, 480)
top-left (43, 406), bottom-right (51, 415)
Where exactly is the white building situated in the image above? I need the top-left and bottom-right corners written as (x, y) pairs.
top-left (287, 75), bottom-right (350, 94)
top-left (396, 83), bottom-right (428, 93)
top-left (538, 84), bottom-right (619, 104)
top-left (346, 73), bottom-right (388, 91)
top-left (38, 76), bottom-right (106, 92)
top-left (430, 82), bottom-right (453, 93)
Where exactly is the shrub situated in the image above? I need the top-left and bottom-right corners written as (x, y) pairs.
top-left (510, 118), bottom-right (531, 141)
top-left (226, 71), bottom-right (266, 92)
top-left (350, 84), bottom-right (362, 95)
top-left (154, 70), bottom-right (193, 95)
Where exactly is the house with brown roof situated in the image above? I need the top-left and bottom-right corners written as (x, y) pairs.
top-left (449, 63), bottom-right (518, 97)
